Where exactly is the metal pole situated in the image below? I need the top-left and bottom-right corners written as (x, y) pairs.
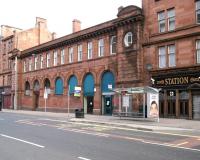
top-left (45, 98), bottom-right (47, 112)
top-left (143, 93), bottom-right (145, 118)
top-left (68, 85), bottom-right (70, 117)
top-left (118, 94), bottom-right (121, 113)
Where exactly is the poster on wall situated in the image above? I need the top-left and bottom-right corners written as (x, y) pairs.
top-left (147, 93), bottom-right (159, 119)
top-left (74, 86), bottom-right (81, 97)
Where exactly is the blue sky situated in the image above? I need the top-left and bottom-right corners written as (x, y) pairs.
top-left (0, 0), bottom-right (141, 37)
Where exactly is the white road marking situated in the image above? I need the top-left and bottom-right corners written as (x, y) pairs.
top-left (69, 121), bottom-right (200, 139)
top-left (78, 157), bottom-right (91, 160)
top-left (58, 127), bottom-right (110, 137)
top-left (175, 141), bottom-right (189, 146)
top-left (15, 118), bottom-right (200, 153)
top-left (142, 140), bottom-right (200, 152)
top-left (0, 134), bottom-right (45, 148)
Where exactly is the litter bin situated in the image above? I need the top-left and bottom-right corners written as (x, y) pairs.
top-left (75, 108), bottom-right (84, 118)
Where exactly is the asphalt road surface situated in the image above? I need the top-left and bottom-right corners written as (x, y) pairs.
top-left (0, 112), bottom-right (200, 160)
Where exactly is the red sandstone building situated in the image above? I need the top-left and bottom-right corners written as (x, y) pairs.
top-left (143, 0), bottom-right (200, 119)
top-left (7, 1), bottom-right (200, 120)
top-left (0, 18), bottom-right (55, 109)
top-left (11, 6), bottom-right (144, 115)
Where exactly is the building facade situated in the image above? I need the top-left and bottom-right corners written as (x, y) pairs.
top-left (143, 0), bottom-right (200, 119)
top-left (11, 6), bottom-right (145, 115)
top-left (0, 17), bottom-right (55, 109)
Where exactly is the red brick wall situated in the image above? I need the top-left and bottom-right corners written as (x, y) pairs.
top-left (143, 0), bottom-right (200, 71)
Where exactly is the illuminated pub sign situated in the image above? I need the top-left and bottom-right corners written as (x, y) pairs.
top-left (153, 74), bottom-right (200, 88)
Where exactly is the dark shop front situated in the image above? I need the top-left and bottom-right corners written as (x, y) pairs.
top-left (152, 69), bottom-right (200, 120)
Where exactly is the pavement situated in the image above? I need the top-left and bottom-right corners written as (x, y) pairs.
top-left (1, 109), bottom-right (200, 132)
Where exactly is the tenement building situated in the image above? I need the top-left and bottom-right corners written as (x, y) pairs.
top-left (0, 17), bottom-right (55, 109)
top-left (143, 0), bottom-right (200, 119)
top-left (10, 6), bottom-right (144, 115)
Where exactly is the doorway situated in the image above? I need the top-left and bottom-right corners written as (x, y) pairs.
top-left (103, 96), bottom-right (113, 115)
top-left (193, 95), bottom-right (200, 119)
top-left (33, 91), bottom-right (39, 111)
top-left (84, 96), bottom-right (93, 114)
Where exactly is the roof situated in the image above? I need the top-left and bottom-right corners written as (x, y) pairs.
top-left (112, 86), bottom-right (161, 94)
top-left (20, 5), bottom-right (143, 58)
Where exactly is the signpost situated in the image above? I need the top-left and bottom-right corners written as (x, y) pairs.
top-left (44, 87), bottom-right (48, 112)
top-left (68, 85), bottom-right (70, 118)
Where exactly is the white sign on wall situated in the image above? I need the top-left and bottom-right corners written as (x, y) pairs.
top-left (108, 84), bottom-right (112, 90)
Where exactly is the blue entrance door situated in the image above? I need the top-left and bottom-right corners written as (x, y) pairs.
top-left (104, 96), bottom-right (112, 115)
top-left (83, 73), bottom-right (94, 114)
top-left (101, 71), bottom-right (115, 115)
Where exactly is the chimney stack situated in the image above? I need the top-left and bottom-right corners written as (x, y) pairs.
top-left (36, 17), bottom-right (47, 29)
top-left (72, 19), bottom-right (81, 33)
top-left (52, 32), bottom-right (56, 40)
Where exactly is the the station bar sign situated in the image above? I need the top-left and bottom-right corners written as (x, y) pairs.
top-left (154, 75), bottom-right (200, 88)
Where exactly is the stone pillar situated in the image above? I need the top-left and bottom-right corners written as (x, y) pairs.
top-left (93, 85), bottom-right (101, 115)
top-left (188, 90), bottom-right (192, 120)
top-left (164, 90), bottom-right (168, 117)
top-left (176, 89), bottom-right (180, 118)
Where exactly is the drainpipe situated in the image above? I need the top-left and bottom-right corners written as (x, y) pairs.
top-left (14, 55), bottom-right (18, 110)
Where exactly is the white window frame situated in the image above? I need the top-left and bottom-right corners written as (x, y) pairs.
top-left (124, 32), bottom-right (133, 47)
top-left (78, 44), bottom-right (82, 61)
top-left (24, 60), bottom-right (26, 72)
top-left (87, 42), bottom-right (93, 59)
top-left (167, 8), bottom-right (175, 31)
top-left (98, 39), bottom-right (104, 57)
top-left (29, 59), bottom-right (32, 71)
top-left (158, 11), bottom-right (166, 33)
top-left (159, 46), bottom-right (166, 68)
top-left (196, 40), bottom-right (200, 64)
top-left (34, 56), bottom-right (38, 70)
top-left (40, 55), bottom-right (43, 69)
top-left (168, 45), bottom-right (176, 67)
top-left (53, 51), bottom-right (57, 66)
top-left (47, 53), bottom-right (50, 68)
top-left (69, 47), bottom-right (73, 63)
top-left (61, 49), bottom-right (65, 65)
top-left (110, 36), bottom-right (117, 54)
top-left (196, 0), bottom-right (200, 23)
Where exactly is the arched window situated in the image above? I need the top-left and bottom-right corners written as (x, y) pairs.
top-left (110, 36), bottom-right (117, 54)
top-left (83, 73), bottom-right (94, 96)
top-left (44, 78), bottom-right (51, 94)
top-left (68, 75), bottom-right (78, 94)
top-left (25, 81), bottom-right (30, 95)
top-left (101, 71), bottom-right (115, 93)
top-left (33, 80), bottom-right (40, 91)
top-left (55, 77), bottom-right (63, 95)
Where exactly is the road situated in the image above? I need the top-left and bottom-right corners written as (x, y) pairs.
top-left (0, 112), bottom-right (200, 160)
